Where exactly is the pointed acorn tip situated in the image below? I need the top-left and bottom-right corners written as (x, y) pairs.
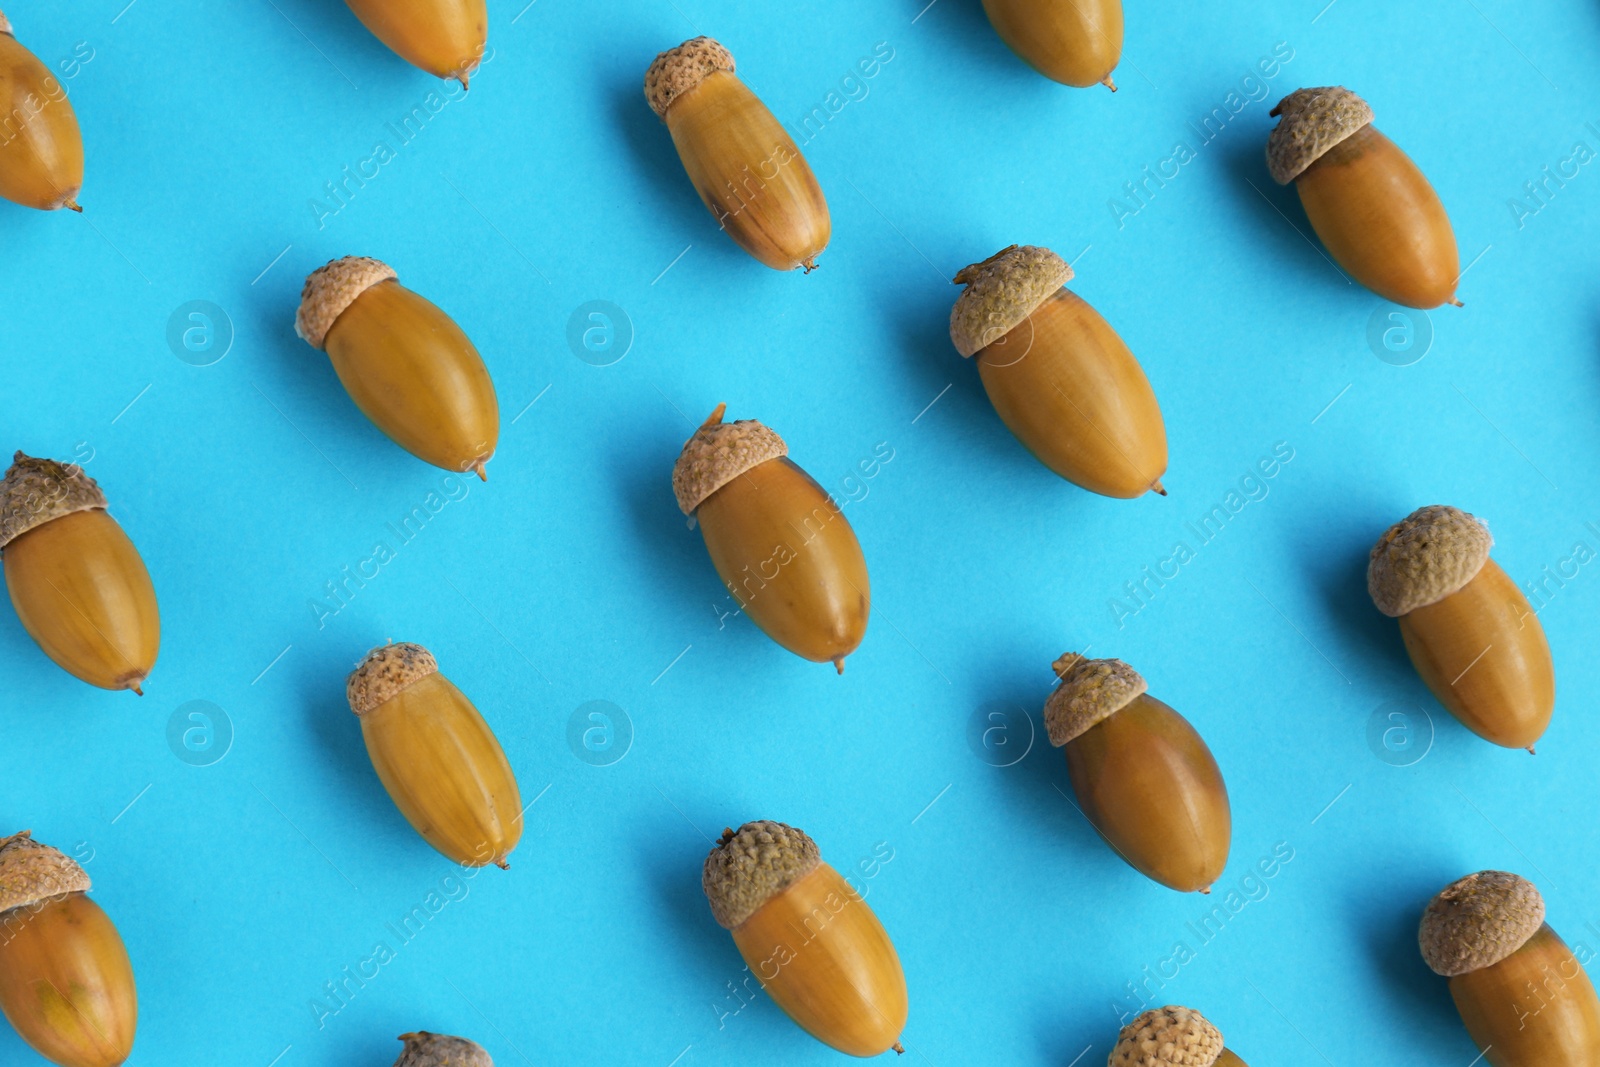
top-left (131, 684), bottom-right (144, 696)
top-left (1102, 74), bottom-right (1118, 92)
top-left (892, 1042), bottom-right (905, 1055)
top-left (1527, 745), bottom-right (1537, 755)
top-left (1152, 480), bottom-right (1167, 497)
top-left (495, 858), bottom-right (509, 870)
top-left (473, 458), bottom-right (488, 482)
top-left (1199, 886), bottom-right (1212, 895)
top-left (64, 198), bottom-right (82, 213)
top-left (1447, 296), bottom-right (1464, 308)
top-left (833, 656), bottom-right (846, 675)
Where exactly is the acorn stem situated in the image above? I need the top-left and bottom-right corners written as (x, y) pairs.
top-left (1151, 480), bottom-right (1167, 496)
top-left (1101, 74), bottom-right (1117, 92)
top-left (892, 1042), bottom-right (905, 1055)
top-left (833, 656), bottom-right (846, 675)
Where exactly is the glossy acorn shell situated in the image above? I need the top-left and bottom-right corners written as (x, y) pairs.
top-left (1215, 1052), bottom-right (1248, 1066)
top-left (729, 863), bottom-right (907, 1057)
top-left (1063, 693), bottom-right (1230, 892)
top-left (975, 288), bottom-right (1167, 497)
top-left (1397, 560), bottom-right (1553, 751)
top-left (0, 892), bottom-right (137, 1067)
top-left (0, 30), bottom-right (83, 211)
top-left (342, 0), bottom-right (486, 85)
top-left (697, 457), bottom-right (868, 671)
top-left (978, 0), bottom-right (1123, 88)
top-left (1448, 924), bottom-right (1600, 1066)
top-left (665, 70), bottom-right (830, 271)
top-left (324, 278), bottom-right (499, 479)
top-left (1293, 124), bottom-right (1460, 309)
top-left (360, 672), bottom-right (522, 867)
top-left (3, 510), bottom-right (159, 693)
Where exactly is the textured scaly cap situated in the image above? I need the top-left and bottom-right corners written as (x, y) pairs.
top-left (949, 244), bottom-right (1073, 358)
top-left (392, 1031), bottom-right (493, 1067)
top-left (1419, 870), bottom-right (1546, 977)
top-left (347, 642), bottom-right (439, 715)
top-left (1368, 505), bottom-right (1492, 617)
top-left (671, 404), bottom-right (787, 514)
top-left (702, 820), bottom-right (821, 929)
top-left (0, 452), bottom-right (108, 551)
top-left (295, 255), bottom-right (397, 349)
top-left (1044, 653), bottom-right (1147, 747)
top-left (644, 37), bottom-right (735, 120)
top-left (1266, 86), bottom-right (1374, 184)
top-left (0, 832), bottom-right (91, 916)
top-left (1109, 1006), bottom-right (1224, 1067)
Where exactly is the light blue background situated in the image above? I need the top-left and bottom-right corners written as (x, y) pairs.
top-left (3, 0), bottom-right (1600, 1064)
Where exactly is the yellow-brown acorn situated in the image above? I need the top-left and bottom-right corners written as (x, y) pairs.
top-left (951, 246), bottom-right (1167, 498)
top-left (392, 1031), bottom-right (493, 1066)
top-left (0, 832), bottom-right (137, 1067)
top-left (703, 821), bottom-right (907, 1057)
top-left (298, 257), bottom-right (500, 480)
top-left (1420, 871), bottom-right (1600, 1066)
top-left (1369, 506), bottom-right (1554, 752)
top-left (0, 12), bottom-right (84, 211)
top-left (347, 643), bottom-right (522, 868)
top-left (978, 0), bottom-right (1122, 90)
top-left (1267, 87), bottom-right (1460, 309)
top-left (0, 454), bottom-right (159, 693)
top-left (1110, 1006), bottom-right (1248, 1066)
top-left (645, 38), bottom-right (830, 271)
top-left (674, 405), bottom-right (869, 672)
top-left (1046, 655), bottom-right (1230, 893)
top-left (343, 0), bottom-right (485, 87)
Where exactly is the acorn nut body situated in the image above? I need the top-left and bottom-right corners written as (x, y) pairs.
top-left (704, 822), bottom-right (907, 1056)
top-left (0, 833), bottom-right (137, 1067)
top-left (1110, 1006), bottom-right (1246, 1066)
top-left (298, 257), bottom-right (500, 479)
top-left (1369, 506), bottom-right (1554, 751)
top-left (1046, 655), bottom-right (1230, 892)
top-left (0, 14), bottom-right (84, 211)
top-left (674, 405), bottom-right (869, 672)
top-left (979, 0), bottom-right (1122, 89)
top-left (343, 0), bottom-right (486, 87)
top-left (951, 246), bottom-right (1167, 498)
top-left (348, 643), bottom-right (522, 868)
top-left (1421, 871), bottom-right (1600, 1065)
top-left (646, 38), bottom-right (830, 271)
top-left (392, 1031), bottom-right (493, 1066)
top-left (0, 454), bottom-right (159, 694)
top-left (1267, 87), bottom-right (1460, 308)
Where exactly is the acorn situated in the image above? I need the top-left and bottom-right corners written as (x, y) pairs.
top-left (343, 0), bottom-right (485, 87)
top-left (297, 257), bottom-right (500, 480)
top-left (1109, 1006), bottom-right (1248, 1066)
top-left (347, 643), bottom-right (522, 868)
top-left (392, 1031), bottom-right (492, 1067)
top-left (673, 405), bottom-right (868, 672)
top-left (1420, 871), bottom-right (1600, 1065)
top-left (0, 832), bottom-right (136, 1067)
top-left (0, 454), bottom-right (159, 694)
top-left (703, 821), bottom-right (907, 1057)
top-left (1368, 506), bottom-right (1554, 752)
top-left (978, 0), bottom-right (1122, 90)
top-left (1045, 654), bottom-right (1230, 892)
top-left (645, 37), bottom-right (830, 272)
top-left (1266, 87), bottom-right (1460, 309)
top-left (951, 245), bottom-right (1167, 498)
top-left (0, 12), bottom-right (84, 212)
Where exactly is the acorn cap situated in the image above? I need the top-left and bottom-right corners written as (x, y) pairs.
top-left (0, 452), bottom-right (108, 551)
top-left (644, 36), bottom-right (735, 120)
top-left (1419, 870), bottom-right (1546, 977)
top-left (702, 820), bottom-right (821, 929)
top-left (0, 832), bottom-right (90, 916)
top-left (347, 642), bottom-right (439, 715)
top-left (1109, 1006), bottom-right (1225, 1067)
top-left (295, 255), bottom-right (397, 349)
top-left (671, 404), bottom-right (787, 515)
top-left (392, 1032), bottom-right (493, 1067)
top-left (1368, 505), bottom-right (1492, 617)
top-left (1266, 86), bottom-right (1374, 184)
top-left (1044, 653), bottom-right (1147, 747)
top-left (949, 244), bottom-right (1073, 358)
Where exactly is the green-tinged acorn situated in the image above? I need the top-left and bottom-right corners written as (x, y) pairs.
top-left (1109, 1006), bottom-right (1248, 1066)
top-left (392, 1031), bottom-right (493, 1066)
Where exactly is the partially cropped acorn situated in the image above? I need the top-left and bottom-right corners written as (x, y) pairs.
top-left (1046, 654), bottom-right (1230, 892)
top-left (343, 0), bottom-right (485, 87)
top-left (1110, 1006), bottom-right (1248, 1066)
top-left (347, 643), bottom-right (522, 868)
top-left (0, 832), bottom-right (137, 1067)
top-left (1369, 506), bottom-right (1554, 752)
top-left (1421, 871), bottom-right (1600, 1066)
top-left (979, 0), bottom-right (1122, 89)
top-left (704, 821), bottom-right (907, 1057)
top-left (0, 454), bottom-right (159, 694)
top-left (1267, 87), bottom-right (1460, 309)
top-left (674, 405), bottom-right (869, 672)
top-left (645, 37), bottom-right (830, 271)
top-left (0, 12), bottom-right (84, 211)
top-left (298, 257), bottom-right (500, 479)
top-left (392, 1031), bottom-right (492, 1067)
